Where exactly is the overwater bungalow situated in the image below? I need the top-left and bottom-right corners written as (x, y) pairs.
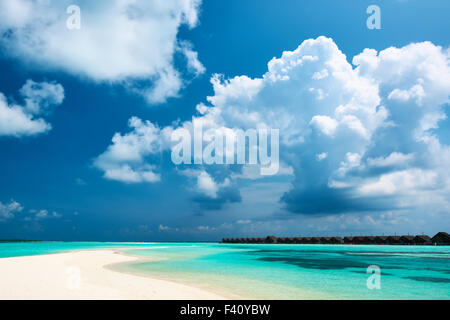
top-left (265, 236), bottom-right (277, 243)
top-left (223, 232), bottom-right (447, 245)
top-left (292, 237), bottom-right (302, 244)
top-left (352, 236), bottom-right (366, 244)
top-left (310, 237), bottom-right (321, 244)
top-left (400, 235), bottom-right (415, 244)
top-left (431, 232), bottom-right (450, 245)
top-left (387, 236), bottom-right (402, 244)
top-left (413, 235), bottom-right (431, 245)
top-left (302, 237), bottom-right (313, 244)
top-left (329, 237), bottom-right (343, 244)
top-left (365, 236), bottom-right (376, 244)
top-left (287, 237), bottom-right (296, 244)
top-left (343, 236), bottom-right (354, 244)
top-left (320, 237), bottom-right (332, 244)
top-left (277, 237), bottom-right (289, 244)
top-left (375, 236), bottom-right (389, 244)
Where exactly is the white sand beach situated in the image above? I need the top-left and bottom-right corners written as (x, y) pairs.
top-left (0, 250), bottom-right (226, 300)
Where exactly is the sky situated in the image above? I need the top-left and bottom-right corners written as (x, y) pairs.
top-left (0, 0), bottom-right (449, 241)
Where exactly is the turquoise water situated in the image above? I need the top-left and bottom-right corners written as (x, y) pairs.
top-left (0, 242), bottom-right (154, 258)
top-left (1, 242), bottom-right (449, 299)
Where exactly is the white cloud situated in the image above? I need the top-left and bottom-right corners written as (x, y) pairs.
top-left (179, 41), bottom-right (206, 76)
top-left (197, 225), bottom-right (215, 231)
top-left (195, 37), bottom-right (450, 215)
top-left (312, 69), bottom-right (329, 80)
top-left (94, 37), bottom-right (450, 218)
top-left (236, 219), bottom-right (251, 224)
top-left (158, 224), bottom-right (178, 231)
top-left (0, 200), bottom-right (23, 220)
top-left (20, 80), bottom-right (64, 114)
top-left (0, 80), bottom-right (64, 137)
top-left (388, 84), bottom-right (425, 105)
top-left (316, 152), bottom-right (328, 161)
top-left (197, 171), bottom-right (219, 198)
top-left (35, 210), bottom-right (48, 219)
top-left (357, 169), bottom-right (439, 197)
top-left (310, 115), bottom-right (338, 136)
top-left (94, 117), bottom-right (168, 183)
top-left (367, 152), bottom-right (414, 168)
top-left (0, 0), bottom-right (203, 104)
top-left (34, 210), bottom-right (62, 219)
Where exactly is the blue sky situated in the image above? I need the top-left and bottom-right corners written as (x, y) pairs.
top-left (0, 0), bottom-right (449, 241)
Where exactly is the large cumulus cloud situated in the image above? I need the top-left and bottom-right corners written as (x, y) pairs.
top-left (0, 0), bottom-right (204, 104)
top-left (94, 36), bottom-right (450, 217)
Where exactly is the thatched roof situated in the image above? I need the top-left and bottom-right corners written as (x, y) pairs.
top-left (330, 237), bottom-right (343, 243)
top-left (353, 236), bottom-right (366, 243)
top-left (375, 236), bottom-right (388, 243)
top-left (225, 233), bottom-right (442, 245)
top-left (431, 232), bottom-right (450, 244)
top-left (320, 237), bottom-right (332, 243)
top-left (387, 236), bottom-right (401, 243)
top-left (343, 236), bottom-right (354, 243)
top-left (292, 237), bottom-right (303, 243)
top-left (413, 235), bottom-right (431, 244)
top-left (277, 237), bottom-right (289, 243)
top-left (294, 237), bottom-right (311, 243)
top-left (400, 235), bottom-right (415, 243)
top-left (310, 237), bottom-right (321, 243)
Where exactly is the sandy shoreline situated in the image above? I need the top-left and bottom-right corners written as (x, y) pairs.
top-left (0, 249), bottom-right (226, 300)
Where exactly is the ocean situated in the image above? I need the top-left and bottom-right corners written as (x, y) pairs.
top-left (1, 242), bottom-right (449, 299)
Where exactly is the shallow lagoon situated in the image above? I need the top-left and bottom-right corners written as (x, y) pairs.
top-left (1, 242), bottom-right (449, 299)
top-left (120, 243), bottom-right (450, 299)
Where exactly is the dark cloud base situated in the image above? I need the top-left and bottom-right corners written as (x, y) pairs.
top-left (281, 184), bottom-right (400, 215)
top-left (192, 186), bottom-right (242, 210)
